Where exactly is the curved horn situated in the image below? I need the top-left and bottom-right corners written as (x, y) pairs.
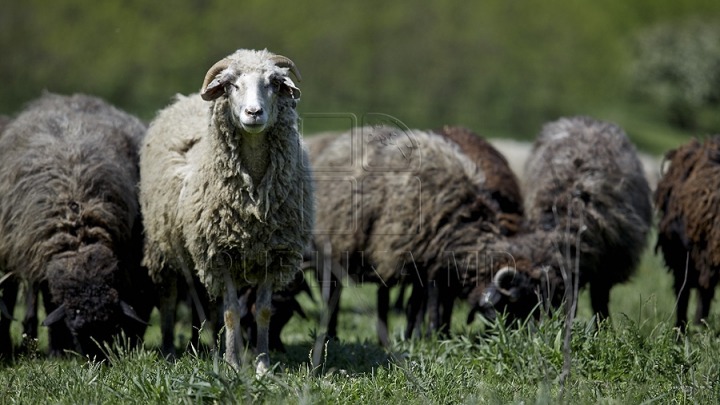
top-left (270, 55), bottom-right (302, 82)
top-left (200, 58), bottom-right (232, 98)
top-left (120, 301), bottom-right (149, 325)
top-left (493, 266), bottom-right (517, 297)
top-left (42, 304), bottom-right (67, 327)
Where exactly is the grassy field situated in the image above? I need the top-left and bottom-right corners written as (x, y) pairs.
top-left (1, 237), bottom-right (720, 404)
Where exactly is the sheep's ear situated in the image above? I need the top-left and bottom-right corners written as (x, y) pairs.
top-left (120, 301), bottom-right (149, 325)
top-left (201, 58), bottom-right (232, 101)
top-left (42, 304), bottom-right (67, 326)
top-left (201, 77), bottom-right (227, 101)
top-left (279, 77), bottom-right (301, 100)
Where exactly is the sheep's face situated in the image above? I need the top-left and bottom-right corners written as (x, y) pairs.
top-left (473, 263), bottom-right (564, 325)
top-left (227, 70), bottom-right (287, 133)
top-left (202, 63), bottom-right (300, 134)
top-left (475, 270), bottom-right (538, 324)
top-left (43, 244), bottom-right (145, 357)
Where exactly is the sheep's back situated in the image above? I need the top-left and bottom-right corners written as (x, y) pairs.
top-left (305, 132), bottom-right (342, 160)
top-left (434, 125), bottom-right (523, 235)
top-left (139, 93), bottom-right (208, 279)
top-left (0, 93), bottom-right (145, 282)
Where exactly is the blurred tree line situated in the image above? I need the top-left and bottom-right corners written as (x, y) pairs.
top-left (1, 0), bottom-right (719, 152)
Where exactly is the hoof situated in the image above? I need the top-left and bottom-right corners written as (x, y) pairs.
top-left (256, 361), bottom-right (269, 376)
top-left (226, 354), bottom-right (240, 371)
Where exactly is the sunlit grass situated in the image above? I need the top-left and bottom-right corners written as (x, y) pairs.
top-left (2, 236), bottom-right (720, 404)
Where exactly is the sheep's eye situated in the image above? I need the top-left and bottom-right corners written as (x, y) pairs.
top-left (268, 79), bottom-right (282, 92)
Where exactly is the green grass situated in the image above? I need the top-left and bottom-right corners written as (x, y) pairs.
top-left (2, 240), bottom-right (719, 404)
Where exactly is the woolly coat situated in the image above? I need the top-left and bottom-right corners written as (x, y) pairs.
top-left (523, 116), bottom-right (652, 288)
top-left (0, 93), bottom-right (151, 353)
top-left (434, 125), bottom-right (523, 236)
top-left (140, 59), bottom-right (313, 296)
top-left (312, 126), bottom-right (507, 286)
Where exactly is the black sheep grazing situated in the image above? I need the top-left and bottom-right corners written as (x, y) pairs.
top-left (477, 117), bottom-right (652, 322)
top-left (655, 136), bottom-right (720, 328)
top-left (0, 93), bottom-right (153, 358)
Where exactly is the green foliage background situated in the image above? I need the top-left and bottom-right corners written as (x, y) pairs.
top-left (1, 0), bottom-right (720, 151)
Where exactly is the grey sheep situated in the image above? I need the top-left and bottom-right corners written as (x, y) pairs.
top-left (479, 116), bottom-right (652, 321)
top-left (655, 136), bottom-right (720, 328)
top-left (311, 125), bottom-right (519, 344)
top-left (140, 48), bottom-right (313, 372)
top-left (0, 93), bottom-right (153, 359)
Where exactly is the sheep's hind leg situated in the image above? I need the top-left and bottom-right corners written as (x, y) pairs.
top-left (255, 280), bottom-right (272, 374)
top-left (589, 282), bottom-right (610, 321)
top-left (674, 277), bottom-right (691, 330)
top-left (0, 277), bottom-right (18, 361)
top-left (158, 274), bottom-right (178, 360)
top-left (377, 285), bottom-right (390, 347)
top-left (694, 285), bottom-right (715, 325)
top-left (404, 281), bottom-right (426, 339)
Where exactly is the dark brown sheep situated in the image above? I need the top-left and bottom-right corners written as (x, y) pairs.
top-left (0, 93), bottom-right (153, 359)
top-left (655, 136), bottom-right (720, 328)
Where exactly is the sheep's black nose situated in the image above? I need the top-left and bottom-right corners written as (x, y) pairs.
top-left (245, 108), bottom-right (263, 117)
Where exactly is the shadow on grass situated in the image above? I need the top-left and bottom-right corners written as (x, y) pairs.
top-left (273, 339), bottom-right (392, 375)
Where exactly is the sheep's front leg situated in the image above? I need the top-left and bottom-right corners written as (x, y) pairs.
top-left (255, 280), bottom-right (272, 374)
top-left (223, 286), bottom-right (243, 370)
top-left (22, 282), bottom-right (38, 341)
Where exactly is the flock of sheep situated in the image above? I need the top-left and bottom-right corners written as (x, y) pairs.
top-left (0, 48), bottom-right (718, 374)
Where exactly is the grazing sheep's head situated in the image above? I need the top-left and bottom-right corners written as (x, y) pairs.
top-left (200, 49), bottom-right (302, 134)
top-left (474, 267), bottom-right (534, 322)
top-left (471, 263), bottom-right (560, 325)
top-left (42, 243), bottom-right (146, 357)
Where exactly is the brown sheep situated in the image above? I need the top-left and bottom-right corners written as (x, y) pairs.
top-left (310, 125), bottom-right (519, 345)
top-left (655, 136), bottom-right (720, 328)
